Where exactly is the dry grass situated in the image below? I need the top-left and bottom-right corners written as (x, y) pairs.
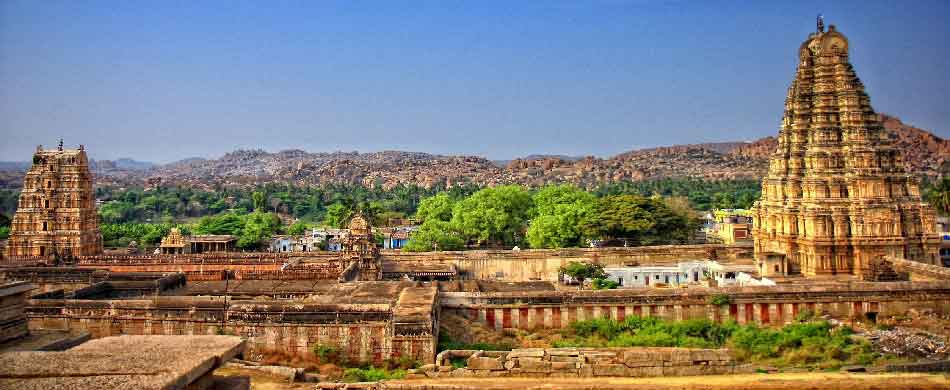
top-left (439, 312), bottom-right (565, 349)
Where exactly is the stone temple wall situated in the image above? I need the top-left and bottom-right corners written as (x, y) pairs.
top-left (5, 244), bottom-right (753, 283)
top-left (441, 281), bottom-right (950, 330)
top-left (25, 289), bottom-right (438, 365)
top-left (380, 244), bottom-right (753, 282)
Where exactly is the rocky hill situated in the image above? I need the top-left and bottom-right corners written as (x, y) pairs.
top-left (0, 115), bottom-right (945, 190)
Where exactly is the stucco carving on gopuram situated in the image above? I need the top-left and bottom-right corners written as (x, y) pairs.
top-left (751, 22), bottom-right (940, 277)
top-left (5, 142), bottom-right (103, 258)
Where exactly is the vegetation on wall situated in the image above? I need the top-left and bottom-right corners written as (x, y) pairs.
top-left (552, 316), bottom-right (882, 369)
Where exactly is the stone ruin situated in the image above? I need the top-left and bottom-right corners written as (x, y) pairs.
top-left (423, 347), bottom-right (740, 379)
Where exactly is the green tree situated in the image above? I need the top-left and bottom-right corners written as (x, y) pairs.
top-left (404, 220), bottom-right (465, 251)
top-left (581, 195), bottom-right (656, 241)
top-left (927, 176), bottom-right (950, 216)
top-left (288, 221), bottom-right (310, 235)
top-left (415, 193), bottom-right (454, 223)
top-left (559, 261), bottom-right (608, 286)
top-left (450, 185), bottom-right (534, 247)
top-left (252, 191), bottom-right (266, 212)
top-left (0, 226), bottom-right (10, 240)
top-left (193, 213), bottom-right (245, 235)
top-left (323, 203), bottom-right (352, 228)
top-left (238, 212), bottom-right (282, 249)
top-left (527, 185), bottom-right (595, 248)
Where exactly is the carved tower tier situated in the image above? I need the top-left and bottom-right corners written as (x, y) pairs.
top-left (751, 22), bottom-right (940, 277)
top-left (5, 143), bottom-right (103, 258)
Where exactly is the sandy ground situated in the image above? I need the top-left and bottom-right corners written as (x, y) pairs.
top-left (384, 373), bottom-right (950, 389)
top-left (215, 366), bottom-right (311, 390)
top-left (215, 367), bottom-right (950, 390)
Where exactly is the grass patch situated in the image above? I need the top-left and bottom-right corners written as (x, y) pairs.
top-left (342, 367), bottom-right (406, 382)
top-left (551, 316), bottom-right (885, 369)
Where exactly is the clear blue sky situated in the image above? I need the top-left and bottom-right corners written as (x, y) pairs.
top-left (1, 0), bottom-right (948, 163)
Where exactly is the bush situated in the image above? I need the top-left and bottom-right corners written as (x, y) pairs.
top-left (312, 344), bottom-right (342, 364)
top-left (708, 294), bottom-right (732, 306)
top-left (342, 367), bottom-right (406, 382)
top-left (554, 316), bottom-right (880, 368)
top-left (591, 278), bottom-right (619, 290)
top-left (794, 309), bottom-right (816, 322)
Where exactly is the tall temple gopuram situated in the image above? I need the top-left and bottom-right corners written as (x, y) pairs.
top-left (5, 141), bottom-right (103, 258)
top-left (751, 19), bottom-right (940, 277)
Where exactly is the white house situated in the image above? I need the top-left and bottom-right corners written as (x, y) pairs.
top-left (603, 260), bottom-right (771, 288)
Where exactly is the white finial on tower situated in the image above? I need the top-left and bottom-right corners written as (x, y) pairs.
top-left (817, 14), bottom-right (825, 33)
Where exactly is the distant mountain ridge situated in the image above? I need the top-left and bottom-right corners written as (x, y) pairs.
top-left (0, 115), bottom-right (945, 190)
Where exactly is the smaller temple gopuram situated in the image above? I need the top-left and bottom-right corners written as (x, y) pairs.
top-left (751, 20), bottom-right (940, 277)
top-left (341, 212), bottom-right (382, 281)
top-left (5, 141), bottom-right (103, 258)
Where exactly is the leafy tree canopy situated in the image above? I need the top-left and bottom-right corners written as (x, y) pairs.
top-left (404, 219), bottom-right (465, 252)
top-left (414, 193), bottom-right (454, 223)
top-left (559, 261), bottom-right (608, 283)
top-left (450, 185), bottom-right (534, 247)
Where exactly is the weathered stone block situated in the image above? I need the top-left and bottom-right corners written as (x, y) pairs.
top-left (503, 359), bottom-right (518, 370)
top-left (450, 368), bottom-right (471, 377)
top-left (437, 365), bottom-right (452, 372)
top-left (467, 356), bottom-right (504, 371)
top-left (519, 358), bottom-right (552, 373)
top-left (583, 352), bottom-right (618, 364)
top-left (547, 348), bottom-right (580, 357)
top-left (550, 361), bottom-right (578, 371)
top-left (578, 365), bottom-right (593, 377)
top-left (669, 348), bottom-right (692, 363)
top-left (628, 366), bottom-right (663, 377)
top-left (507, 348), bottom-right (545, 359)
top-left (592, 363), bottom-right (627, 376)
top-left (550, 356), bottom-right (583, 363)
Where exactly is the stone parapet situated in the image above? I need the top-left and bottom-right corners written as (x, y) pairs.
top-left (0, 281), bottom-right (35, 344)
top-left (422, 347), bottom-right (739, 378)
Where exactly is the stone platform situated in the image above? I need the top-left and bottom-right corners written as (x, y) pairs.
top-left (0, 335), bottom-right (246, 390)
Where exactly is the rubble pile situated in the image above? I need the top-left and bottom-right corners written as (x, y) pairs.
top-left (867, 327), bottom-right (949, 360)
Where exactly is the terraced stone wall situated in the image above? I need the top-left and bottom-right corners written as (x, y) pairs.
top-left (24, 294), bottom-right (437, 364)
top-left (381, 244), bottom-right (754, 282)
top-left (441, 281), bottom-right (950, 329)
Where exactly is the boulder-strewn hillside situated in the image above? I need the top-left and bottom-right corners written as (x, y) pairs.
top-left (0, 115), bottom-right (945, 189)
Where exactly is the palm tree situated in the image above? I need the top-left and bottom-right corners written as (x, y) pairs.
top-left (929, 177), bottom-right (950, 216)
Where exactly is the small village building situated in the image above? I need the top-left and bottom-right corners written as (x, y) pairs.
top-left (158, 230), bottom-right (235, 254)
top-left (311, 228), bottom-right (347, 252)
top-left (707, 209), bottom-right (753, 245)
top-left (938, 217), bottom-right (950, 267)
top-left (603, 261), bottom-right (770, 288)
top-left (269, 236), bottom-right (298, 253)
top-left (380, 226), bottom-right (416, 250)
top-left (190, 235), bottom-right (236, 253)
